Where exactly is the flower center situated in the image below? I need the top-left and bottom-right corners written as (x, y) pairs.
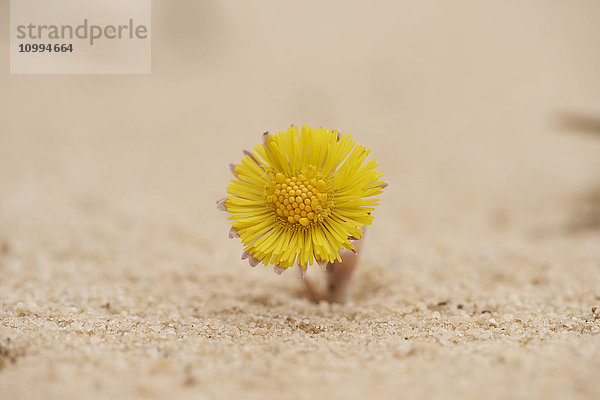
top-left (267, 171), bottom-right (331, 227)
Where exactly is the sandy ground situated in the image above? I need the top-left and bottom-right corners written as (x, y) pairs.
top-left (1, 1), bottom-right (600, 399)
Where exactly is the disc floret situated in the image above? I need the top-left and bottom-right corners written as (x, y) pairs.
top-left (267, 170), bottom-right (332, 227)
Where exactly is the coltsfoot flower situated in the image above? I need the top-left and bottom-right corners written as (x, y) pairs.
top-left (217, 125), bottom-right (386, 278)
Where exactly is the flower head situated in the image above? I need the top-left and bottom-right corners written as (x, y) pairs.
top-left (218, 125), bottom-right (386, 275)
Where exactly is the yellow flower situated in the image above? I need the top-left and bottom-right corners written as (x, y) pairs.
top-left (217, 125), bottom-right (386, 275)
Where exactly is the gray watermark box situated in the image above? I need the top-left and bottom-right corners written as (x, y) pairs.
top-left (10, 0), bottom-right (151, 74)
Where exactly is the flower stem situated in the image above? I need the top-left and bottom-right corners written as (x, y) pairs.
top-left (303, 233), bottom-right (364, 303)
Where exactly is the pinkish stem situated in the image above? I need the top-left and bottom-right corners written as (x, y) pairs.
top-left (303, 233), bottom-right (364, 303)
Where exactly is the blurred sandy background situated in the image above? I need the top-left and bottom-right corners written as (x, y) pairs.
top-left (1, 1), bottom-right (600, 399)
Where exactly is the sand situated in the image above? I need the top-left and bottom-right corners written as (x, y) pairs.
top-left (1, 1), bottom-right (600, 399)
